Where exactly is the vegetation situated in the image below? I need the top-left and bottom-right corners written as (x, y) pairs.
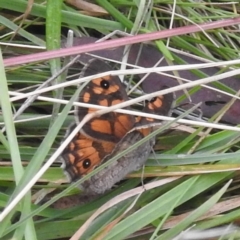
top-left (0, 0), bottom-right (240, 239)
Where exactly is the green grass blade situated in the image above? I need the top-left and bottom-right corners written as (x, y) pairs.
top-left (0, 0), bottom-right (122, 30)
top-left (157, 180), bottom-right (231, 240)
top-left (0, 50), bottom-right (36, 240)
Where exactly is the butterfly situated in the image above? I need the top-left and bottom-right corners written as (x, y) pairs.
top-left (61, 59), bottom-right (174, 195)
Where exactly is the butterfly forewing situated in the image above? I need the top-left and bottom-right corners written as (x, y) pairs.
top-left (76, 59), bottom-right (135, 143)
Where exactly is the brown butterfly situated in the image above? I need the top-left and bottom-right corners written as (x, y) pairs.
top-left (61, 59), bottom-right (174, 195)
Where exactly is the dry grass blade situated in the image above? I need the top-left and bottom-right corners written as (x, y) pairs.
top-left (70, 177), bottom-right (180, 239)
top-left (65, 0), bottom-right (108, 16)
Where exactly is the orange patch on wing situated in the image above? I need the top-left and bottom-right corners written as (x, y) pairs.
top-left (135, 116), bottom-right (142, 123)
top-left (91, 119), bottom-right (112, 134)
top-left (118, 114), bottom-right (133, 126)
top-left (155, 96), bottom-right (163, 107)
top-left (83, 92), bottom-right (91, 103)
top-left (146, 117), bottom-right (154, 122)
top-left (99, 99), bottom-right (108, 106)
top-left (138, 128), bottom-right (151, 137)
top-left (88, 108), bottom-right (97, 114)
top-left (101, 141), bottom-right (116, 153)
top-left (93, 86), bottom-right (104, 94)
top-left (68, 153), bottom-right (76, 164)
top-left (80, 146), bottom-right (98, 159)
top-left (114, 121), bottom-right (126, 138)
top-left (112, 99), bottom-right (123, 105)
top-left (149, 97), bottom-right (163, 110)
top-left (92, 77), bottom-right (106, 86)
top-left (114, 115), bottom-right (133, 138)
top-left (107, 85), bottom-right (120, 94)
top-left (105, 75), bottom-right (111, 80)
top-left (76, 139), bottom-right (93, 148)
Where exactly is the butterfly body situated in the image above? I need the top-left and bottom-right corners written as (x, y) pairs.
top-left (61, 59), bottom-right (174, 195)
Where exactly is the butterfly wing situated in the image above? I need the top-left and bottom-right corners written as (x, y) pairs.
top-left (135, 87), bottom-right (174, 130)
top-left (61, 124), bottom-right (116, 180)
top-left (76, 59), bottom-right (135, 143)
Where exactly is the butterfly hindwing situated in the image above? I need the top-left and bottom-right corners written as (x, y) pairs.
top-left (61, 124), bottom-right (116, 180)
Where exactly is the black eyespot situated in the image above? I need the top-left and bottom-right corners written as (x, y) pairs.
top-left (100, 79), bottom-right (110, 89)
top-left (83, 159), bottom-right (91, 169)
